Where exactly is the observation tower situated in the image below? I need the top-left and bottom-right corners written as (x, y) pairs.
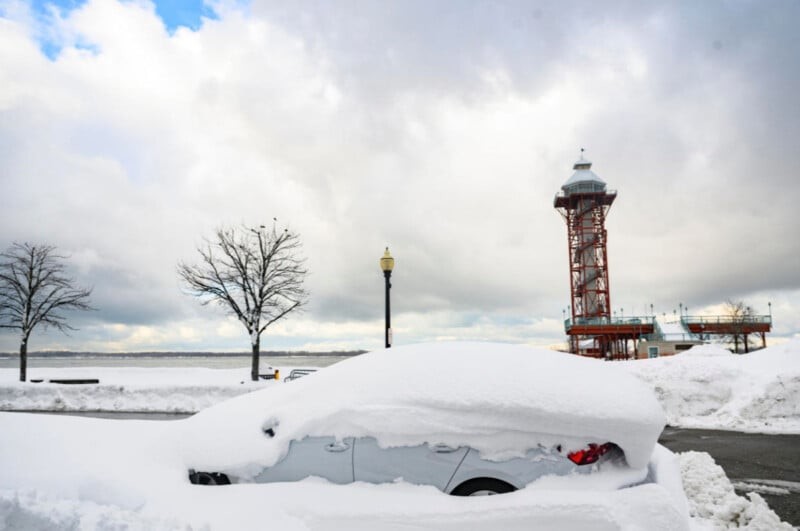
top-left (554, 152), bottom-right (653, 358)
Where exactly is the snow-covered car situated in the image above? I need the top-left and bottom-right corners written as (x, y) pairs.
top-left (183, 342), bottom-right (688, 506)
top-left (190, 435), bottom-right (625, 495)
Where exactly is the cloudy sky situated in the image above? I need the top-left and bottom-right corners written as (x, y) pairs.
top-left (1, 0), bottom-right (798, 353)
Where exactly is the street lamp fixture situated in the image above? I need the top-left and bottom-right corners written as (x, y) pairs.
top-left (380, 247), bottom-right (395, 348)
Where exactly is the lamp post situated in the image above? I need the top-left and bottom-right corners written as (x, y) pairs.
top-left (380, 247), bottom-right (395, 348)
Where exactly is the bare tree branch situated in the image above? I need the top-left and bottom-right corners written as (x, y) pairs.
top-left (723, 299), bottom-right (757, 353)
top-left (178, 223), bottom-right (309, 381)
top-left (0, 242), bottom-right (94, 381)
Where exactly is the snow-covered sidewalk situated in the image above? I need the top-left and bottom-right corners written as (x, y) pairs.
top-left (0, 366), bottom-right (280, 413)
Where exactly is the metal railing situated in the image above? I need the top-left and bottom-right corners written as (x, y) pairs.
top-left (555, 184), bottom-right (617, 196)
top-left (564, 315), bottom-right (655, 331)
top-left (681, 315), bottom-right (772, 325)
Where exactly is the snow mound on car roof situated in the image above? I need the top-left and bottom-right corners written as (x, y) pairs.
top-left (182, 342), bottom-right (665, 475)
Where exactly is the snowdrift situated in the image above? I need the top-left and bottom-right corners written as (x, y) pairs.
top-left (622, 339), bottom-right (800, 433)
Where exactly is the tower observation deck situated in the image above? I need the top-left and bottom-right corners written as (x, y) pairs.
top-left (554, 154), bottom-right (653, 358)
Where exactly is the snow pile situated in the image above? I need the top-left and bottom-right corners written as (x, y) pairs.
top-left (0, 489), bottom-right (187, 530)
top-left (0, 416), bottom-right (772, 531)
top-left (678, 451), bottom-right (793, 530)
top-left (182, 342), bottom-right (666, 475)
top-left (0, 413), bottom-right (183, 509)
top-left (622, 339), bottom-right (800, 433)
top-left (0, 478), bottom-right (690, 531)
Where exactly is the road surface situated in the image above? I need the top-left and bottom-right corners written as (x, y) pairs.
top-left (659, 427), bottom-right (800, 527)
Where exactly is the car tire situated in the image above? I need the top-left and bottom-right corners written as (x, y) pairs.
top-left (190, 471), bottom-right (231, 485)
top-left (450, 478), bottom-right (516, 496)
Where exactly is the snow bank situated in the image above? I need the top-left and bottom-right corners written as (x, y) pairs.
top-left (182, 342), bottom-right (665, 474)
top-left (3, 340), bottom-right (799, 437)
top-left (679, 452), bottom-right (793, 530)
top-left (0, 410), bottom-right (688, 531)
top-left (0, 366), bottom-right (276, 412)
top-left (0, 412), bottom-right (183, 509)
top-left (1, 420), bottom-right (766, 531)
top-left (0, 489), bottom-right (188, 530)
top-left (622, 339), bottom-right (800, 433)
top-left (0, 480), bottom-right (690, 531)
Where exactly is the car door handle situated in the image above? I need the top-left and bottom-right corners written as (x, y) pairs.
top-left (325, 441), bottom-right (350, 453)
top-left (431, 444), bottom-right (459, 453)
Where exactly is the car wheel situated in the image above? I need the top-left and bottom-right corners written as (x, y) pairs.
top-left (450, 478), bottom-right (516, 496)
top-left (190, 471), bottom-right (231, 485)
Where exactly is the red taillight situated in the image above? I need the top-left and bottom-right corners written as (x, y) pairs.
top-left (567, 443), bottom-right (612, 465)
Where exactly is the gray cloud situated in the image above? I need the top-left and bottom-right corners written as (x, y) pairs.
top-left (1, 0), bottom-right (798, 352)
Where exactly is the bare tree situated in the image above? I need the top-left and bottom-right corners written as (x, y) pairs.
top-left (723, 299), bottom-right (755, 353)
top-left (0, 243), bottom-right (93, 381)
top-left (178, 223), bottom-right (309, 381)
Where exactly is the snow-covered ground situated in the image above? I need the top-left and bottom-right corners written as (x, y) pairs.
top-left (2, 340), bottom-right (799, 436)
top-left (0, 366), bottom-right (274, 413)
top-left (0, 341), bottom-right (797, 530)
top-left (1, 446), bottom-right (790, 530)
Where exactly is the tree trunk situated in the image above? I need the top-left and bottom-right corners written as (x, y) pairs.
top-left (19, 338), bottom-right (27, 382)
top-left (250, 336), bottom-right (260, 382)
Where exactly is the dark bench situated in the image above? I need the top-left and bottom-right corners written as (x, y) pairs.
top-left (47, 379), bottom-right (100, 385)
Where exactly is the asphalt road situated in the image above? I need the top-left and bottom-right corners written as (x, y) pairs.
top-left (659, 427), bottom-right (800, 528)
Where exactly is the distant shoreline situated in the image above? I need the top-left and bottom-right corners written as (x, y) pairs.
top-left (0, 350), bottom-right (367, 359)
